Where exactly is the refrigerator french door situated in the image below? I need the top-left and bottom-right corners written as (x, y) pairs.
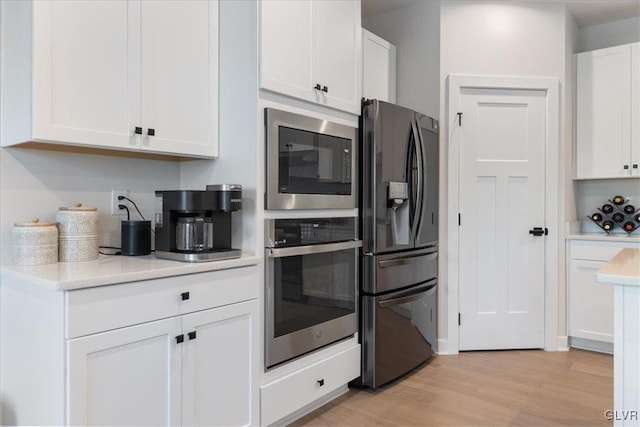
top-left (360, 99), bottom-right (439, 388)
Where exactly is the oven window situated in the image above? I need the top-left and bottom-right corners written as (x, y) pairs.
top-left (273, 248), bottom-right (355, 338)
top-left (278, 126), bottom-right (352, 195)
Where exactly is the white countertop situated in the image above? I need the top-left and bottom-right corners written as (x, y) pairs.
top-left (596, 248), bottom-right (640, 287)
top-left (0, 253), bottom-right (261, 291)
top-left (566, 233), bottom-right (640, 243)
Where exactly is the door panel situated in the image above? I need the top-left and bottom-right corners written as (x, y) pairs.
top-left (459, 88), bottom-right (546, 351)
top-left (33, 0), bottom-right (139, 149)
top-left (182, 300), bottom-right (258, 427)
top-left (362, 100), bottom-right (418, 254)
top-left (67, 317), bottom-right (182, 426)
top-left (140, 0), bottom-right (217, 157)
top-left (361, 284), bottom-right (436, 388)
top-left (415, 115), bottom-right (439, 247)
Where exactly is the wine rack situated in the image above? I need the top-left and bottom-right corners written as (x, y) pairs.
top-left (587, 195), bottom-right (639, 235)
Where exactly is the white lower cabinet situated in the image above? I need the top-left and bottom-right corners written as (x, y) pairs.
top-left (0, 266), bottom-right (259, 426)
top-left (68, 317), bottom-right (183, 426)
top-left (567, 239), bottom-right (640, 351)
top-left (260, 343), bottom-right (360, 426)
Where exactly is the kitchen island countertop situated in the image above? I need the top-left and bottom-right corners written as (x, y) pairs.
top-left (596, 248), bottom-right (640, 286)
top-left (0, 253), bottom-right (261, 291)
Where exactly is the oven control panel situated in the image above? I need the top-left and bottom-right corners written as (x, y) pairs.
top-left (271, 218), bottom-right (356, 247)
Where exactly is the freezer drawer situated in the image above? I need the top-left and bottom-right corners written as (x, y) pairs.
top-left (361, 281), bottom-right (437, 388)
top-left (362, 247), bottom-right (437, 294)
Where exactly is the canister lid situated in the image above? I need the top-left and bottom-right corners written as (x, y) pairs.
top-left (59, 203), bottom-right (97, 212)
top-left (14, 218), bottom-right (57, 227)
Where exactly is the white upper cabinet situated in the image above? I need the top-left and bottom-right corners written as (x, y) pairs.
top-left (575, 43), bottom-right (639, 179)
top-left (362, 29), bottom-right (397, 103)
top-left (259, 0), bottom-right (362, 115)
top-left (1, 0), bottom-right (219, 159)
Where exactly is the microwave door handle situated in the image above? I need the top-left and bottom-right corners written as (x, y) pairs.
top-left (410, 119), bottom-right (423, 239)
top-left (267, 240), bottom-right (362, 258)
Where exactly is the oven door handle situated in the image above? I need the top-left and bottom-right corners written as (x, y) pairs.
top-left (378, 282), bottom-right (437, 308)
top-left (267, 240), bottom-right (362, 258)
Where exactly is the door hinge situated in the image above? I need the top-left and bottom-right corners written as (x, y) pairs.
top-left (188, 331), bottom-right (197, 340)
top-left (458, 313), bottom-right (461, 326)
top-left (458, 213), bottom-right (461, 226)
top-left (457, 112), bottom-right (463, 126)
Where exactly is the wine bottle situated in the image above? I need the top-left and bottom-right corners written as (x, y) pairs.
top-left (591, 213), bottom-right (602, 222)
top-left (612, 212), bottom-right (625, 223)
top-left (601, 204), bottom-right (614, 214)
top-left (636, 213), bottom-right (640, 223)
top-left (623, 222), bottom-right (635, 232)
top-left (612, 195), bottom-right (625, 205)
top-left (602, 220), bottom-right (613, 231)
top-left (623, 204), bottom-right (636, 215)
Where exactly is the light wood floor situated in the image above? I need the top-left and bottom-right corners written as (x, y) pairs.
top-left (291, 349), bottom-right (613, 427)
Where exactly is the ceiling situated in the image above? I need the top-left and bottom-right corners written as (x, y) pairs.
top-left (361, 0), bottom-right (640, 27)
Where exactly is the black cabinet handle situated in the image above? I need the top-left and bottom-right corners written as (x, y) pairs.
top-left (134, 127), bottom-right (143, 135)
top-left (147, 128), bottom-right (155, 136)
top-left (181, 291), bottom-right (190, 301)
top-left (175, 334), bottom-right (184, 344)
top-left (314, 84), bottom-right (322, 91)
top-left (317, 379), bottom-right (324, 387)
top-left (624, 165), bottom-right (629, 170)
top-left (633, 164), bottom-right (638, 169)
top-left (188, 331), bottom-right (197, 340)
top-left (322, 86), bottom-right (328, 93)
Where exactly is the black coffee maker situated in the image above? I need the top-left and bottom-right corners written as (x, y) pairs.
top-left (154, 185), bottom-right (242, 262)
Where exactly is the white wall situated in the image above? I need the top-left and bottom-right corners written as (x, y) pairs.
top-left (0, 148), bottom-right (180, 264)
top-left (180, 0), bottom-right (259, 255)
top-left (362, 1), bottom-right (440, 119)
top-left (439, 1), bottom-right (570, 352)
top-left (577, 16), bottom-right (640, 52)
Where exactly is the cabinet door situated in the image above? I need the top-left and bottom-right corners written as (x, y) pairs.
top-left (140, 0), bottom-right (218, 158)
top-left (576, 44), bottom-right (632, 179)
top-left (313, 0), bottom-right (361, 114)
top-left (67, 317), bottom-right (182, 426)
top-left (32, 0), bottom-right (141, 150)
top-left (568, 259), bottom-right (614, 343)
top-left (362, 29), bottom-right (397, 103)
top-left (632, 43), bottom-right (640, 177)
top-left (260, 1), bottom-right (314, 102)
top-left (182, 299), bottom-right (259, 427)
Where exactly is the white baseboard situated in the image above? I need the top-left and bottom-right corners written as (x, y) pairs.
top-left (569, 337), bottom-right (613, 355)
top-left (555, 335), bottom-right (569, 351)
top-left (436, 339), bottom-right (456, 355)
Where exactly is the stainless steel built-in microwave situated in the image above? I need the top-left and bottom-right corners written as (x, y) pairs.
top-left (265, 108), bottom-right (357, 210)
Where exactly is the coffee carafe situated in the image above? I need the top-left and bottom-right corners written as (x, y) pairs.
top-left (154, 185), bottom-right (242, 262)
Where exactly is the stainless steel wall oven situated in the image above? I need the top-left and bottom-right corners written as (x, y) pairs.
top-left (265, 217), bottom-right (361, 368)
top-left (265, 108), bottom-right (357, 210)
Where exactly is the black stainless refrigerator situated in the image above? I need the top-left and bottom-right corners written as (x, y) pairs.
top-left (359, 99), bottom-right (439, 388)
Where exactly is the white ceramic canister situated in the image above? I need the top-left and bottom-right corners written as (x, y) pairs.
top-left (56, 204), bottom-right (99, 262)
top-left (12, 219), bottom-right (59, 266)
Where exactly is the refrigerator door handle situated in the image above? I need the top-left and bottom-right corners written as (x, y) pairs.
top-left (378, 282), bottom-right (437, 308)
top-left (378, 251), bottom-right (437, 268)
top-left (410, 118), bottom-right (424, 241)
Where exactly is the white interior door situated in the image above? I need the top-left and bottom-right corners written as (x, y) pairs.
top-left (458, 88), bottom-right (546, 351)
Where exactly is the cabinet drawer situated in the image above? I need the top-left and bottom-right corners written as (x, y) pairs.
top-left (569, 240), bottom-right (640, 261)
top-left (66, 266), bottom-right (259, 338)
top-left (260, 344), bottom-right (360, 426)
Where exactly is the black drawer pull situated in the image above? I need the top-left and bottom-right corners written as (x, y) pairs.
top-left (322, 86), bottom-right (328, 93)
top-left (175, 334), bottom-right (184, 344)
top-left (314, 84), bottom-right (322, 91)
top-left (134, 127), bottom-right (143, 135)
top-left (624, 165), bottom-right (629, 170)
top-left (181, 291), bottom-right (190, 301)
top-left (147, 128), bottom-right (155, 136)
top-left (188, 331), bottom-right (197, 340)
top-left (317, 379), bottom-right (324, 387)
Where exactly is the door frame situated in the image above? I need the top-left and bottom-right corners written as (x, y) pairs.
top-left (445, 74), bottom-right (560, 354)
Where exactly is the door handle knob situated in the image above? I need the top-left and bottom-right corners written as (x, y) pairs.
top-left (528, 227), bottom-right (548, 236)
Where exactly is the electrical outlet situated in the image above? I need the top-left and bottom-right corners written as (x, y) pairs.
top-left (111, 190), bottom-right (129, 215)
